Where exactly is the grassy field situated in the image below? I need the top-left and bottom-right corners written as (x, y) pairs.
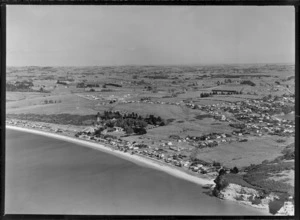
top-left (195, 136), bottom-right (289, 168)
top-left (243, 160), bottom-right (294, 196)
top-left (6, 64), bottom-right (295, 177)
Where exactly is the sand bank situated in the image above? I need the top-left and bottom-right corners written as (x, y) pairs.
top-left (6, 125), bottom-right (214, 187)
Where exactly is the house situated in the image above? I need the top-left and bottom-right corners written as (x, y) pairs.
top-left (82, 127), bottom-right (95, 134)
top-left (183, 161), bottom-right (190, 167)
top-left (76, 82), bottom-right (85, 88)
top-left (55, 128), bottom-right (62, 133)
top-left (115, 127), bottom-right (124, 132)
top-left (191, 164), bottom-right (203, 172)
top-left (159, 154), bottom-right (165, 159)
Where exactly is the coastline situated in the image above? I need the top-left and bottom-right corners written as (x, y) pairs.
top-left (6, 125), bottom-right (214, 187)
top-left (6, 124), bottom-right (274, 215)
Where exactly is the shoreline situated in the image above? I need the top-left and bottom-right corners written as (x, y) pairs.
top-left (6, 125), bottom-right (214, 187)
top-left (6, 124), bottom-right (273, 215)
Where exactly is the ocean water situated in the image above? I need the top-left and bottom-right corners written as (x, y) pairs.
top-left (5, 129), bottom-right (269, 215)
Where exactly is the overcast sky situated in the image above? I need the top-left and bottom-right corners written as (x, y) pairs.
top-left (7, 6), bottom-right (295, 66)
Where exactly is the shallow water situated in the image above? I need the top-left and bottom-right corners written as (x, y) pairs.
top-left (5, 129), bottom-right (269, 215)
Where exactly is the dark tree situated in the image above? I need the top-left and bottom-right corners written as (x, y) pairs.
top-left (230, 166), bottom-right (239, 174)
top-left (134, 127), bottom-right (147, 135)
top-left (213, 161), bottom-right (221, 167)
top-left (218, 168), bottom-right (226, 176)
top-left (124, 126), bottom-right (134, 135)
top-left (94, 128), bottom-right (104, 136)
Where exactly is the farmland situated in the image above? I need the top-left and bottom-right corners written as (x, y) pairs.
top-left (6, 64), bottom-right (295, 204)
top-left (6, 64), bottom-right (295, 163)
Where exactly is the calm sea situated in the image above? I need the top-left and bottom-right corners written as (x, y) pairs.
top-left (5, 129), bottom-right (269, 215)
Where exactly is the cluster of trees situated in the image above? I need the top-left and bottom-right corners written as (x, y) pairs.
top-left (213, 90), bottom-right (241, 95)
top-left (101, 89), bottom-right (114, 92)
top-left (6, 81), bottom-right (34, 91)
top-left (99, 111), bottom-right (165, 135)
top-left (145, 114), bottom-right (165, 126)
top-left (105, 118), bottom-right (147, 135)
top-left (87, 83), bottom-right (100, 88)
top-left (169, 135), bottom-right (181, 140)
top-left (93, 127), bottom-right (105, 136)
top-left (187, 132), bottom-right (229, 141)
top-left (135, 144), bottom-right (148, 148)
top-left (240, 80), bottom-right (256, 86)
top-left (230, 166), bottom-right (239, 174)
top-left (132, 127), bottom-right (147, 135)
top-left (56, 80), bottom-right (68, 85)
top-left (212, 166), bottom-right (240, 197)
top-left (224, 78), bottom-right (232, 83)
top-left (38, 87), bottom-right (50, 93)
top-left (209, 141), bottom-right (220, 148)
top-left (212, 161), bottom-right (222, 168)
top-left (200, 92), bottom-right (212, 98)
top-left (213, 171), bottom-right (229, 196)
top-left (101, 111), bottom-right (125, 120)
top-left (283, 93), bottom-right (295, 98)
top-left (140, 97), bottom-right (151, 101)
top-left (101, 111), bottom-right (164, 126)
top-left (144, 86), bottom-right (154, 91)
top-left (77, 82), bottom-right (100, 88)
top-left (76, 82), bottom-right (85, 88)
top-left (104, 83), bottom-right (122, 87)
top-left (43, 99), bottom-right (62, 104)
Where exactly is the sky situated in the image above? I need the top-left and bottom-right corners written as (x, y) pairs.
top-left (7, 6), bottom-right (295, 66)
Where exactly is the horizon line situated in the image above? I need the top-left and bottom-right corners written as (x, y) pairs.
top-left (6, 62), bottom-right (295, 68)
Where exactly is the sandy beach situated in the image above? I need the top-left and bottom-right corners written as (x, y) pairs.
top-left (6, 125), bottom-right (215, 187)
top-left (6, 127), bottom-right (273, 215)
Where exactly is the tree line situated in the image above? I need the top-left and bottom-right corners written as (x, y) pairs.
top-left (6, 81), bottom-right (34, 91)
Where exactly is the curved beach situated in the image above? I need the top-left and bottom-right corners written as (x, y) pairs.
top-left (6, 125), bottom-right (214, 186)
top-left (6, 126), bottom-right (271, 215)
